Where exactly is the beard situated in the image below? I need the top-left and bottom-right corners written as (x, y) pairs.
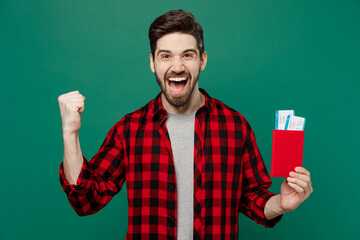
top-left (155, 69), bottom-right (200, 108)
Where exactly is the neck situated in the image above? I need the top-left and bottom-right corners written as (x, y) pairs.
top-left (161, 86), bottom-right (205, 114)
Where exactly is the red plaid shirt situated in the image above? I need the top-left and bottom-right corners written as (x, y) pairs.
top-left (59, 88), bottom-right (282, 240)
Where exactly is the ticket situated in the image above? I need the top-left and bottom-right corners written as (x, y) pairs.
top-left (275, 110), bottom-right (295, 130)
top-left (284, 115), bottom-right (306, 130)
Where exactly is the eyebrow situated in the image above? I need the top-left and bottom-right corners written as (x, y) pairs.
top-left (156, 48), bottom-right (198, 56)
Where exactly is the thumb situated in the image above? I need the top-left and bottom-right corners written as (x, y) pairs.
top-left (78, 105), bottom-right (85, 112)
top-left (79, 96), bottom-right (86, 112)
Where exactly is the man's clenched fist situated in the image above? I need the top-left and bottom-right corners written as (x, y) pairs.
top-left (58, 91), bottom-right (86, 134)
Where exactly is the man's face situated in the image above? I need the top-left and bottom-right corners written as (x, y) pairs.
top-left (150, 33), bottom-right (207, 108)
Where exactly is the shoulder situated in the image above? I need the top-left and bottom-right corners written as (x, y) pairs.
top-left (210, 96), bottom-right (250, 127)
top-left (208, 95), bottom-right (255, 143)
top-left (112, 97), bottom-right (156, 132)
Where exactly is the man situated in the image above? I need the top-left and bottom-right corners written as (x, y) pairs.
top-left (58, 10), bottom-right (313, 240)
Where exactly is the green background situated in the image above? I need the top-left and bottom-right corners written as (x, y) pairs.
top-left (1, 0), bottom-right (359, 239)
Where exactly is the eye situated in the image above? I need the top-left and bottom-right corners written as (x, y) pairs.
top-left (161, 54), bottom-right (170, 59)
top-left (184, 53), bottom-right (192, 58)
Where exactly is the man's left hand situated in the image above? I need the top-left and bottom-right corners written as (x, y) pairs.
top-left (280, 167), bottom-right (313, 211)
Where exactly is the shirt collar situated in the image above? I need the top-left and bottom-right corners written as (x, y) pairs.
top-left (149, 88), bottom-right (213, 120)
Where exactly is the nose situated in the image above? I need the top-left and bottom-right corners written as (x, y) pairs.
top-left (171, 56), bottom-right (184, 73)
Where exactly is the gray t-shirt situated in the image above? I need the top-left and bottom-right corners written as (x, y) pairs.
top-left (165, 112), bottom-right (196, 240)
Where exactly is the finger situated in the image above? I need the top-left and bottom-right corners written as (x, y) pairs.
top-left (59, 96), bottom-right (85, 106)
top-left (62, 91), bottom-right (84, 99)
top-left (294, 167), bottom-right (310, 176)
top-left (71, 100), bottom-right (85, 112)
top-left (62, 95), bottom-right (85, 101)
top-left (73, 100), bottom-right (85, 111)
top-left (289, 171), bottom-right (310, 183)
top-left (309, 180), bottom-right (313, 193)
top-left (287, 177), bottom-right (308, 188)
top-left (287, 182), bottom-right (306, 195)
top-left (58, 92), bottom-right (83, 102)
top-left (61, 98), bottom-right (85, 108)
top-left (287, 177), bottom-right (311, 196)
top-left (64, 100), bottom-right (85, 112)
top-left (61, 91), bottom-right (80, 97)
top-left (66, 90), bottom-right (80, 95)
top-left (78, 103), bottom-right (85, 112)
top-left (292, 167), bottom-right (314, 195)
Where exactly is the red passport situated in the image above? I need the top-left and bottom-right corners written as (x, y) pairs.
top-left (271, 130), bottom-right (304, 177)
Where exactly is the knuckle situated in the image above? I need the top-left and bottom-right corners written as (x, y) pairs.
top-left (65, 101), bottom-right (72, 108)
top-left (58, 95), bottom-right (64, 103)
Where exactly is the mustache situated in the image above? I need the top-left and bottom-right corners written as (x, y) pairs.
top-left (165, 72), bottom-right (191, 79)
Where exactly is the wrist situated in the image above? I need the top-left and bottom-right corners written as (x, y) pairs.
top-left (276, 194), bottom-right (287, 213)
top-left (62, 128), bottom-right (79, 137)
top-left (265, 195), bottom-right (289, 220)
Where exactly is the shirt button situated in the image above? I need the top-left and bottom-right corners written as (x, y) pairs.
top-left (168, 182), bottom-right (176, 192)
top-left (167, 216), bottom-right (175, 227)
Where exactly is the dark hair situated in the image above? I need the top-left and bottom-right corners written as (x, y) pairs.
top-left (148, 10), bottom-right (204, 59)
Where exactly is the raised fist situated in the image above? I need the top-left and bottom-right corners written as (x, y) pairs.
top-left (58, 91), bottom-right (86, 134)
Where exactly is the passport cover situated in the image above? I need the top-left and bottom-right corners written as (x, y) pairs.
top-left (271, 130), bottom-right (304, 177)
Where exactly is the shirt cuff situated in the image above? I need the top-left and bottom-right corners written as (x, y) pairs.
top-left (260, 194), bottom-right (283, 228)
top-left (264, 213), bottom-right (283, 228)
top-left (59, 155), bottom-right (93, 196)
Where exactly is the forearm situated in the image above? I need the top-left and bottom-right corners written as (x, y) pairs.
top-left (264, 194), bottom-right (289, 220)
top-left (62, 131), bottom-right (83, 185)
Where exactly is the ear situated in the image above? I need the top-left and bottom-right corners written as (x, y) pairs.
top-left (150, 53), bottom-right (155, 73)
top-left (200, 51), bottom-right (208, 71)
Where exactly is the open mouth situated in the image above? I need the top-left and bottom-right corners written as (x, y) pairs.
top-left (167, 76), bottom-right (189, 95)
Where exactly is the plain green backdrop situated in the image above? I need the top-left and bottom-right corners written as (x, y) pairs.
top-left (1, 0), bottom-right (359, 239)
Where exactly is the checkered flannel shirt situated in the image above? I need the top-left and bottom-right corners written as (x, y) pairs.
top-left (59, 88), bottom-right (282, 240)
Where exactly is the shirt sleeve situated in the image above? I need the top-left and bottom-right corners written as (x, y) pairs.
top-left (59, 122), bottom-right (126, 216)
top-left (239, 121), bottom-right (282, 228)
